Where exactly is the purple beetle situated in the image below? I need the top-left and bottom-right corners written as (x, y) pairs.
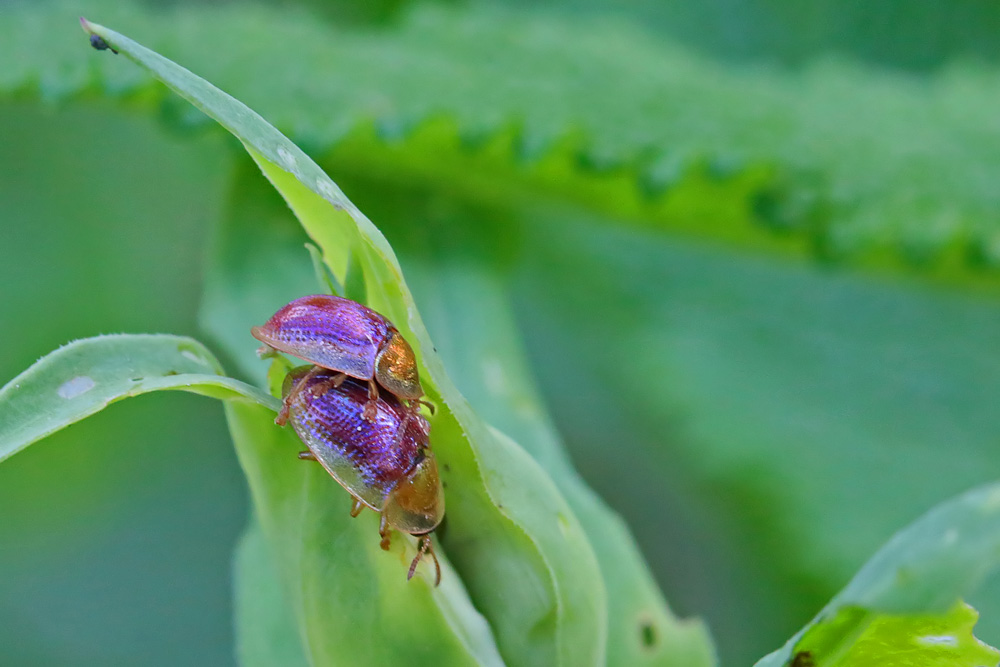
top-left (251, 295), bottom-right (426, 424)
top-left (284, 365), bottom-right (444, 584)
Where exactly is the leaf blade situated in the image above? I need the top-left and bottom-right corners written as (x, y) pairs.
top-left (204, 159), bottom-right (506, 666)
top-left (0, 333), bottom-right (278, 464)
top-left (78, 17), bottom-right (611, 665)
top-left (756, 483), bottom-right (1000, 666)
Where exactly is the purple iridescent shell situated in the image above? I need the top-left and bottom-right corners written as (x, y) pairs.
top-left (253, 295), bottom-right (391, 381)
top-left (253, 295), bottom-right (423, 401)
top-left (283, 367), bottom-right (432, 511)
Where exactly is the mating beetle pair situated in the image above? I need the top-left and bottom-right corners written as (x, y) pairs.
top-left (253, 295), bottom-right (443, 584)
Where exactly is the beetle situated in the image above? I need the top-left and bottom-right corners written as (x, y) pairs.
top-left (88, 33), bottom-right (118, 54)
top-left (252, 295), bottom-right (425, 423)
top-left (282, 365), bottom-right (444, 584)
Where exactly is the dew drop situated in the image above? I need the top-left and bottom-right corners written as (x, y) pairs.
top-left (277, 146), bottom-right (297, 171)
top-left (316, 178), bottom-right (337, 199)
top-left (918, 635), bottom-right (958, 647)
top-left (180, 349), bottom-right (204, 365)
top-left (58, 375), bottom-right (96, 399)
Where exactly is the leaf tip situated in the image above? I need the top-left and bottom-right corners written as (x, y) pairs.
top-left (81, 19), bottom-right (118, 55)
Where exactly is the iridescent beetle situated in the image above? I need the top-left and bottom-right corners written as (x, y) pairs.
top-left (283, 365), bottom-right (444, 584)
top-left (252, 295), bottom-right (425, 423)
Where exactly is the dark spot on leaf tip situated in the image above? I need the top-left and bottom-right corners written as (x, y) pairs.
top-left (88, 33), bottom-right (118, 55)
top-left (790, 651), bottom-right (815, 667)
top-left (443, 463), bottom-right (451, 472)
top-left (638, 618), bottom-right (658, 651)
top-left (164, 370), bottom-right (180, 376)
top-left (441, 481), bottom-right (448, 489)
top-left (130, 377), bottom-right (143, 382)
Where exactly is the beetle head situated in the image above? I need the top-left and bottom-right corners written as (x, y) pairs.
top-left (375, 328), bottom-right (423, 400)
top-left (383, 450), bottom-right (444, 536)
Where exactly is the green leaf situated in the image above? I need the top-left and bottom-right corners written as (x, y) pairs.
top-left (415, 266), bottom-right (715, 666)
top-left (787, 602), bottom-right (997, 667)
top-left (232, 520), bottom-right (309, 667)
top-left (0, 333), bottom-right (278, 464)
top-left (7, 1), bottom-right (1000, 276)
top-left (305, 242), bottom-right (343, 297)
top-left (756, 483), bottom-right (1000, 666)
top-left (510, 211), bottom-right (1000, 661)
top-left (78, 16), bottom-right (628, 666)
top-left (339, 177), bottom-right (715, 665)
top-left (246, 78), bottom-right (607, 667)
top-left (205, 161), bottom-right (506, 666)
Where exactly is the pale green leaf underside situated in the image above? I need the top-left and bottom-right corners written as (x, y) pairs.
top-left (787, 602), bottom-right (998, 667)
top-left (77, 16), bottom-right (618, 667)
top-left (233, 520), bottom-right (309, 667)
top-left (757, 483), bottom-right (1000, 666)
top-left (0, 333), bottom-right (279, 464)
top-left (6, 1), bottom-right (1000, 272)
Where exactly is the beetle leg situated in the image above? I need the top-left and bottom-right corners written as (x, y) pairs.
top-left (407, 536), bottom-right (441, 586)
top-left (349, 497), bottom-right (364, 518)
top-left (412, 398), bottom-right (435, 415)
top-left (330, 372), bottom-right (347, 388)
top-left (362, 381), bottom-right (380, 422)
top-left (277, 365), bottom-right (325, 426)
top-left (297, 450), bottom-right (317, 461)
top-left (274, 400), bottom-right (291, 426)
top-left (378, 514), bottom-right (392, 551)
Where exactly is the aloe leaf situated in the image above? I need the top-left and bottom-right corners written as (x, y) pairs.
top-left (79, 18), bottom-right (609, 665)
top-left (233, 520), bottom-right (309, 667)
top-left (0, 333), bottom-right (278, 463)
top-left (453, 287), bottom-right (714, 666)
top-left (345, 182), bottom-right (715, 665)
top-left (204, 162), bottom-right (504, 666)
top-left (244, 132), bottom-right (607, 667)
top-left (756, 482), bottom-right (1000, 666)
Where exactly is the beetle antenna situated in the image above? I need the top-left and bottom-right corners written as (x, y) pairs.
top-left (407, 537), bottom-right (429, 580)
top-left (407, 536), bottom-right (440, 586)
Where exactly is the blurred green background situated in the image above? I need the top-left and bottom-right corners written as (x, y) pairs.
top-left (2, 1), bottom-right (1000, 665)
